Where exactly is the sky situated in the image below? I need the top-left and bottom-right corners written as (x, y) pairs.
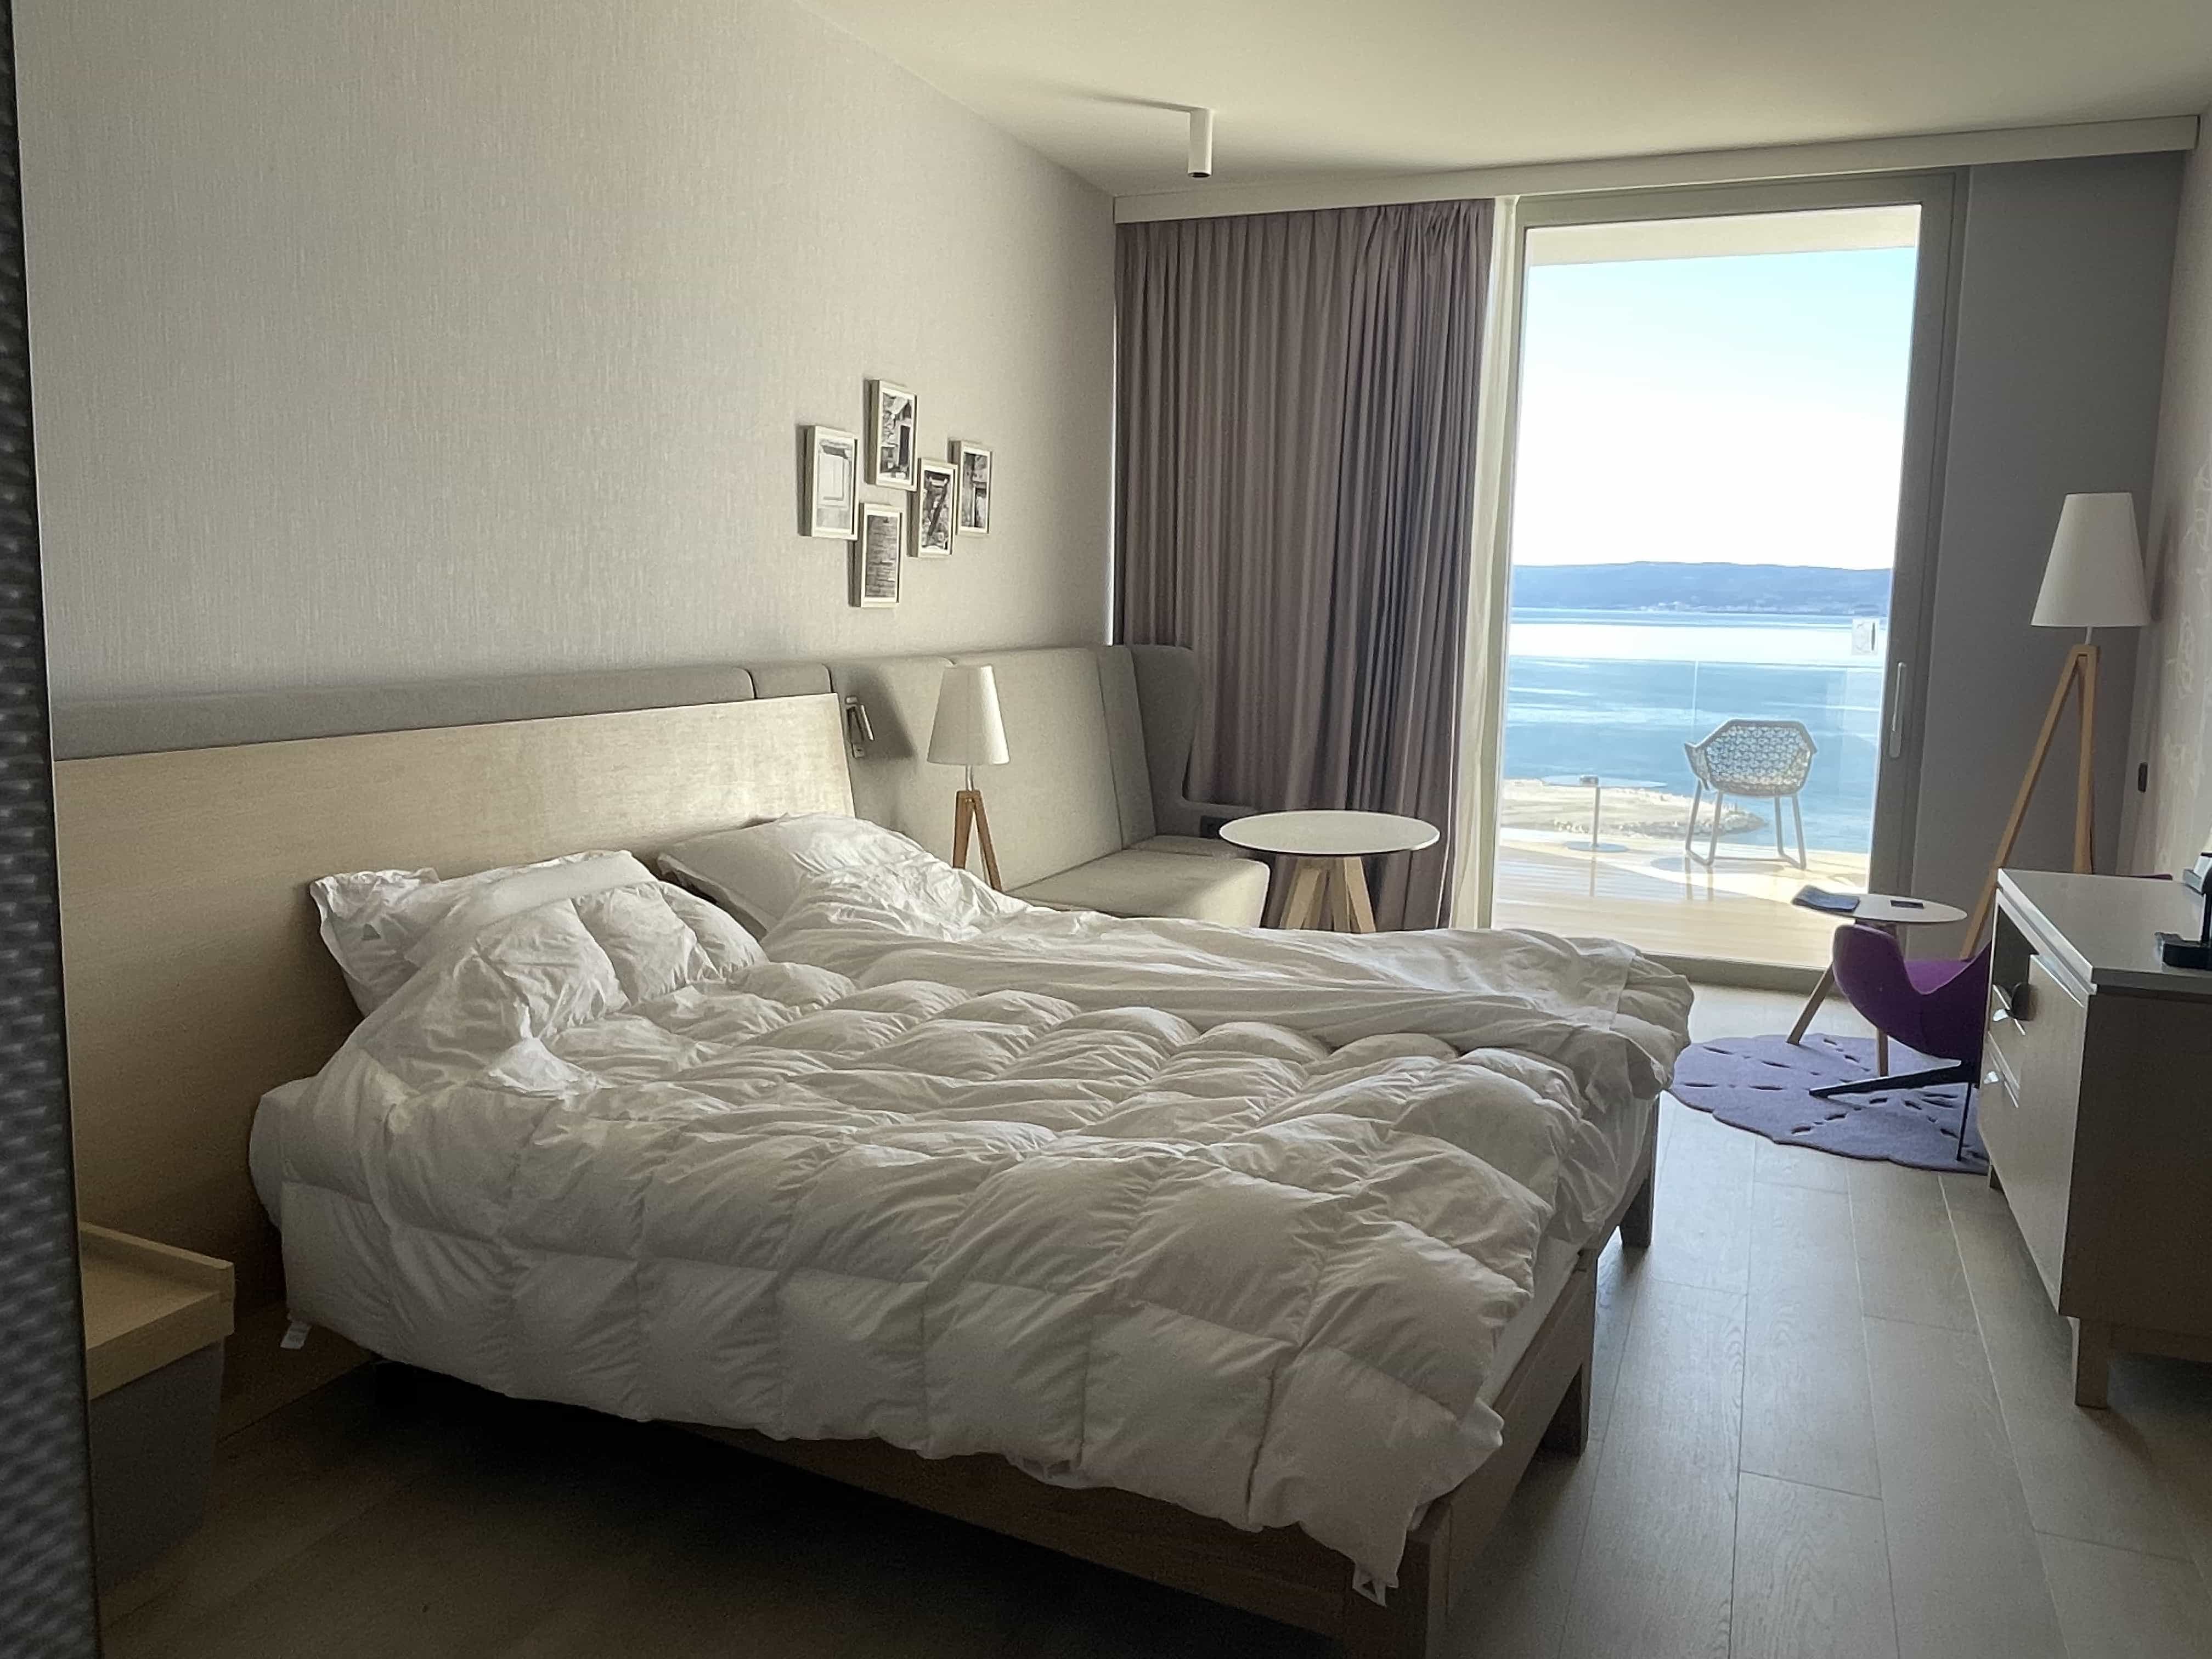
top-left (1509, 241), bottom-right (1920, 569)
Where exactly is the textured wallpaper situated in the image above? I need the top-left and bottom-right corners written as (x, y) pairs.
top-left (2129, 122), bottom-right (2212, 875)
top-left (15, 0), bottom-right (1114, 702)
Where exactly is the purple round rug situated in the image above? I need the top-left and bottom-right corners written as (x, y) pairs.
top-left (1669, 1032), bottom-right (1986, 1175)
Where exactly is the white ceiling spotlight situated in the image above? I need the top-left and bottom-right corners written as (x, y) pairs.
top-left (1187, 108), bottom-right (1215, 179)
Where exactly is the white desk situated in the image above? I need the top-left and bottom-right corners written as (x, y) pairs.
top-left (1982, 871), bottom-right (2212, 1406)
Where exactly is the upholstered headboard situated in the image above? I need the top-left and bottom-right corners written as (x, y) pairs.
top-left (54, 645), bottom-right (1231, 883)
top-left (49, 662), bottom-right (808, 757)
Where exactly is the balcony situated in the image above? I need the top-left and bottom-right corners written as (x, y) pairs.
top-left (1488, 781), bottom-right (1868, 971)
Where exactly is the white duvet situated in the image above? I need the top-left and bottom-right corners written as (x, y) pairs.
top-left (764, 857), bottom-right (1691, 1245)
top-left (260, 857), bottom-right (1690, 1587)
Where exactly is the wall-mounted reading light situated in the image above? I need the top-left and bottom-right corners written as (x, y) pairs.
top-left (841, 695), bottom-right (874, 758)
top-left (1188, 108), bottom-right (1215, 179)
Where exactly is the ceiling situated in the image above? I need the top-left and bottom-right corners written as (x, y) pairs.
top-left (796, 0), bottom-right (2212, 199)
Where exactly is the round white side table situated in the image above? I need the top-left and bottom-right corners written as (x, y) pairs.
top-left (1541, 774), bottom-right (1667, 854)
top-left (1220, 810), bottom-right (1439, 933)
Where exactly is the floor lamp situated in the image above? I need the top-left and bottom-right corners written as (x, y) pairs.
top-left (1964, 493), bottom-right (2151, 947)
top-left (929, 663), bottom-right (1009, 889)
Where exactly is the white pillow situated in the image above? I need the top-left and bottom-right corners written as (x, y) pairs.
top-left (653, 880), bottom-right (769, 974)
top-left (658, 813), bottom-right (932, 932)
top-left (310, 850), bottom-right (641, 1012)
top-left (396, 850), bottom-right (656, 968)
top-left (308, 866), bottom-right (438, 1012)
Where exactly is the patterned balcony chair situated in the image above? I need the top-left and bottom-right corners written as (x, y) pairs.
top-left (1682, 718), bottom-right (1817, 869)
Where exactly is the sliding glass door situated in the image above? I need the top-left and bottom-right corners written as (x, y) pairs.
top-left (1477, 177), bottom-right (1958, 973)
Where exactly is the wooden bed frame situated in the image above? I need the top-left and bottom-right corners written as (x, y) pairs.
top-left (53, 690), bottom-right (1657, 1656)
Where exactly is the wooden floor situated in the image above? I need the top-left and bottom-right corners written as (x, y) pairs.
top-left (109, 988), bottom-right (2212, 1659)
top-left (1493, 836), bottom-right (1873, 972)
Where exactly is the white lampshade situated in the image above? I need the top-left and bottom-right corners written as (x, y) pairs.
top-left (928, 664), bottom-right (1009, 767)
top-left (2033, 493), bottom-right (2151, 629)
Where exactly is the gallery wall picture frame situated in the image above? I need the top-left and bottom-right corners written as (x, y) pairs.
top-left (913, 457), bottom-right (956, 558)
top-left (868, 380), bottom-right (918, 489)
top-left (955, 440), bottom-right (992, 536)
top-left (803, 425), bottom-right (859, 538)
top-left (852, 499), bottom-right (904, 607)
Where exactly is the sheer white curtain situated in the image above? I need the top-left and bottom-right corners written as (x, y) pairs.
top-left (1450, 197), bottom-right (1526, 926)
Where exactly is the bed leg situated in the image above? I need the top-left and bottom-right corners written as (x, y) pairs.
top-left (1540, 1363), bottom-right (1590, 1455)
top-left (1620, 1169), bottom-right (1655, 1250)
top-left (1336, 1522), bottom-right (1447, 1659)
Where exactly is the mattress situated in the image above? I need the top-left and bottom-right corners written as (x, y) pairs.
top-left (1479, 1234), bottom-right (1581, 1409)
top-left (1555, 1090), bottom-right (1655, 1248)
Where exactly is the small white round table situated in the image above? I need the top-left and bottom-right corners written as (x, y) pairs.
top-left (1541, 774), bottom-right (1667, 853)
top-left (1220, 810), bottom-right (1439, 933)
top-left (1787, 889), bottom-right (1968, 1068)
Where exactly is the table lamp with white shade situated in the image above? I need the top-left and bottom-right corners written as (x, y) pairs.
top-left (929, 663), bottom-right (1009, 888)
top-left (1965, 492), bottom-right (2152, 944)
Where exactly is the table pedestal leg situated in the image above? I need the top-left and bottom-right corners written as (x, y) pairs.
top-left (1276, 856), bottom-right (1378, 933)
top-left (1278, 860), bottom-right (1326, 929)
top-left (1788, 966), bottom-right (1833, 1044)
top-left (1339, 857), bottom-right (1378, 933)
top-left (1791, 953), bottom-right (1890, 1067)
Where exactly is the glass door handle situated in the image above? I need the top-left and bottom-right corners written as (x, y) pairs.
top-left (1887, 662), bottom-right (1907, 759)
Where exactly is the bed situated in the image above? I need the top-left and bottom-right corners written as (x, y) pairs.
top-left (56, 691), bottom-right (1688, 1658)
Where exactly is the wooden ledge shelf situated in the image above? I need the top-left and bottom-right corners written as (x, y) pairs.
top-left (80, 1224), bottom-right (234, 1399)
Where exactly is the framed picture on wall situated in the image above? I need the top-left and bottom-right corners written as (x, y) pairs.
top-left (803, 425), bottom-right (859, 538)
top-left (868, 380), bottom-right (918, 489)
top-left (955, 440), bottom-right (991, 535)
top-left (913, 457), bottom-right (956, 557)
top-left (852, 499), bottom-right (903, 606)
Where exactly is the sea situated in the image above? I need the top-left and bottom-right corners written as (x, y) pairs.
top-left (1503, 609), bottom-right (1886, 854)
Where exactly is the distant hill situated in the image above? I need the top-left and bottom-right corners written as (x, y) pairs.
top-left (1510, 563), bottom-right (1890, 616)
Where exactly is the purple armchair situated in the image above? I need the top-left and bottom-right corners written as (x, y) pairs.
top-left (1809, 923), bottom-right (1993, 1152)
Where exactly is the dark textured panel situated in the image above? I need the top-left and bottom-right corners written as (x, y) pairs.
top-left (0, 2), bottom-right (99, 1651)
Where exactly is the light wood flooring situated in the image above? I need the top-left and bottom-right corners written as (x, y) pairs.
top-left (109, 988), bottom-right (2212, 1659)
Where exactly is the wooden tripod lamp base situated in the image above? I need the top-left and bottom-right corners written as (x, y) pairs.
top-left (1965, 641), bottom-right (2100, 948)
top-left (951, 788), bottom-right (1002, 890)
top-left (930, 663), bottom-right (1011, 893)
top-left (1962, 495), bottom-right (2151, 952)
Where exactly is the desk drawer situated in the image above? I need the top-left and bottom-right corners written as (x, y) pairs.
top-left (1976, 1064), bottom-right (2055, 1305)
top-left (1987, 978), bottom-right (2030, 1089)
top-left (1981, 953), bottom-right (2086, 1306)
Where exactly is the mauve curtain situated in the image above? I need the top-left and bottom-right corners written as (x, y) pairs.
top-left (1116, 200), bottom-right (1490, 929)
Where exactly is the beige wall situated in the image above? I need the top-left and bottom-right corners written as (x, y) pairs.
top-left (2126, 118), bottom-right (2212, 874)
top-left (16, 0), bottom-right (1114, 702)
top-left (1907, 154), bottom-right (2180, 939)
